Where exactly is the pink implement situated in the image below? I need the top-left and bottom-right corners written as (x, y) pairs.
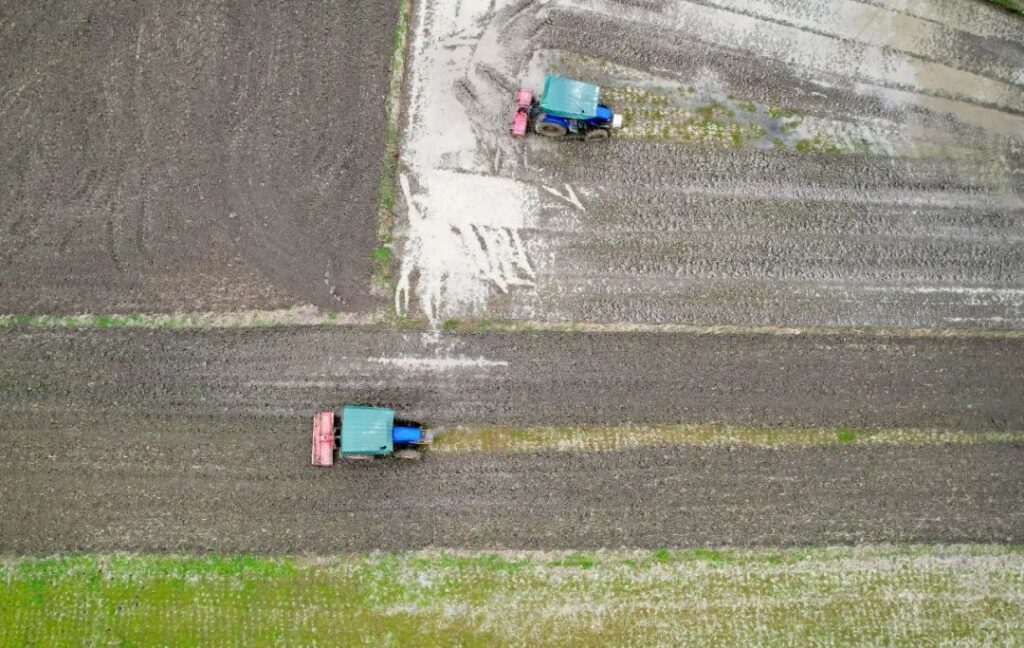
top-left (311, 411), bottom-right (335, 466)
top-left (511, 88), bottom-right (533, 137)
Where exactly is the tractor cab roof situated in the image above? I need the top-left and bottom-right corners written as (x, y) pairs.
top-left (340, 405), bottom-right (394, 455)
top-left (539, 75), bottom-right (602, 120)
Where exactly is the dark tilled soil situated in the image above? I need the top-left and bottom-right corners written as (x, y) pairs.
top-left (0, 0), bottom-right (398, 313)
top-left (1, 326), bottom-right (1022, 552)
top-left (2, 327), bottom-right (1022, 429)
top-left (1, 413), bottom-right (1020, 552)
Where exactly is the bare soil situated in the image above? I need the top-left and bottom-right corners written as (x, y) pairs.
top-left (1, 326), bottom-right (1022, 552)
top-left (0, 0), bottom-right (398, 313)
top-left (1, 412), bottom-right (1020, 553)
top-left (3, 327), bottom-right (1022, 428)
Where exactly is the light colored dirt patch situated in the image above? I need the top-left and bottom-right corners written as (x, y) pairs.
top-left (396, 0), bottom-right (1024, 328)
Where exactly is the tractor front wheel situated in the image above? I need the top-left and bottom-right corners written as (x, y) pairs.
top-left (585, 127), bottom-right (611, 141)
top-left (535, 117), bottom-right (567, 138)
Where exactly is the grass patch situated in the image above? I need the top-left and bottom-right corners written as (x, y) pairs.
top-left (836, 427), bottom-right (858, 443)
top-left (373, 0), bottom-right (413, 292)
top-left (987, 0), bottom-right (1023, 13)
top-left (3, 547), bottom-right (1023, 646)
top-left (372, 245), bottom-right (392, 286)
top-left (441, 317), bottom-right (460, 332)
top-left (0, 307), bottom-right (382, 330)
top-left (795, 133), bottom-right (842, 154)
top-left (432, 424), bottom-right (1024, 453)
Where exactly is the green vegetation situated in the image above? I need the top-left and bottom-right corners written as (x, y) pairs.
top-left (374, 0), bottom-right (413, 291)
top-left (987, 0), bottom-right (1023, 14)
top-left (5, 312), bottom-right (1024, 339)
top-left (836, 427), bottom-right (858, 443)
top-left (433, 424), bottom-right (1024, 453)
top-left (795, 133), bottom-right (842, 154)
top-left (441, 317), bottom-right (460, 332)
top-left (372, 245), bottom-right (392, 286)
top-left (768, 106), bottom-right (800, 119)
top-left (3, 547), bottom-right (1023, 645)
top-left (0, 307), bottom-right (398, 330)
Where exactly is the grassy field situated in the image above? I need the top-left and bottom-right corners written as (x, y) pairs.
top-left (3, 546), bottom-right (1023, 646)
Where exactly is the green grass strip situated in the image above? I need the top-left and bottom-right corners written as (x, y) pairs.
top-left (987, 0), bottom-right (1024, 14)
top-left (0, 307), bottom-right (382, 330)
top-left (3, 546), bottom-right (1023, 646)
top-left (372, 0), bottom-right (413, 292)
top-left (3, 311), bottom-right (1024, 340)
top-left (432, 424), bottom-right (1024, 452)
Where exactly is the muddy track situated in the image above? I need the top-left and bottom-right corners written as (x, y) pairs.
top-left (2, 326), bottom-right (1021, 552)
top-left (2, 327), bottom-right (1023, 428)
top-left (0, 0), bottom-right (398, 313)
top-left (2, 413), bottom-right (1021, 552)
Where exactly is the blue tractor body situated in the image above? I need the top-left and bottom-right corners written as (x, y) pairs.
top-left (528, 75), bottom-right (622, 139)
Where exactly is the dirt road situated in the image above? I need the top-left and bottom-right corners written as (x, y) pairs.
top-left (2, 325), bottom-right (1022, 552)
top-left (1, 0), bottom-right (398, 313)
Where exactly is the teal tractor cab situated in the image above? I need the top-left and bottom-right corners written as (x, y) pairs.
top-left (511, 75), bottom-right (623, 140)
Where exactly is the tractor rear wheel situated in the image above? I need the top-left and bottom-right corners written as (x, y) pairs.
top-left (535, 117), bottom-right (567, 138)
top-left (585, 127), bottom-right (611, 141)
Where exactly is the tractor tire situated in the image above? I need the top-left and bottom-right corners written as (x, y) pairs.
top-left (585, 127), bottom-right (611, 141)
top-left (535, 117), bottom-right (568, 138)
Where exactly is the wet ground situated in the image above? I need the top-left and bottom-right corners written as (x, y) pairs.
top-left (3, 411), bottom-right (1020, 553)
top-left (394, 0), bottom-right (1024, 328)
top-left (3, 0), bottom-right (1023, 555)
top-left (1, 325), bottom-right (1022, 552)
top-left (3, 327), bottom-right (1023, 429)
top-left (0, 0), bottom-right (398, 313)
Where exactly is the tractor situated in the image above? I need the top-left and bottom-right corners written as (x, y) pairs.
top-left (311, 405), bottom-right (432, 465)
top-left (511, 74), bottom-right (623, 140)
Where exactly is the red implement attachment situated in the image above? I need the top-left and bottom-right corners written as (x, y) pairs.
top-left (511, 88), bottom-right (533, 137)
top-left (311, 412), bottom-right (336, 466)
